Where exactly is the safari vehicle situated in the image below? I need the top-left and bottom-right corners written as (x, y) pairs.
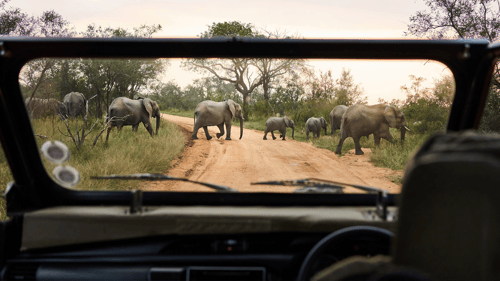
top-left (0, 37), bottom-right (498, 281)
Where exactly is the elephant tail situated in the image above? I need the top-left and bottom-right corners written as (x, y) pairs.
top-left (107, 108), bottom-right (116, 125)
top-left (339, 115), bottom-right (347, 139)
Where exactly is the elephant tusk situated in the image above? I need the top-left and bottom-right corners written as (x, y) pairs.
top-left (404, 126), bottom-right (410, 131)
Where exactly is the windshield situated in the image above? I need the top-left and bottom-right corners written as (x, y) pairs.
top-left (19, 57), bottom-right (455, 194)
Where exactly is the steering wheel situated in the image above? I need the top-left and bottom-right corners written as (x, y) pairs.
top-left (297, 226), bottom-right (394, 281)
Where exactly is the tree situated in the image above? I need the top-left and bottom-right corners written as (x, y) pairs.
top-left (406, 0), bottom-right (500, 41)
top-left (254, 29), bottom-right (305, 101)
top-left (406, 0), bottom-right (500, 131)
top-left (385, 75), bottom-right (455, 134)
top-left (183, 21), bottom-right (302, 119)
top-left (4, 4), bottom-right (77, 105)
top-left (333, 68), bottom-right (367, 106)
top-left (78, 24), bottom-right (167, 117)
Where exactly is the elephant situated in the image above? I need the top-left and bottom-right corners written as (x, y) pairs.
top-left (192, 99), bottom-right (244, 140)
top-left (105, 97), bottom-right (160, 143)
top-left (25, 97), bottom-right (67, 119)
top-left (263, 116), bottom-right (295, 140)
top-left (335, 104), bottom-right (409, 155)
top-left (63, 92), bottom-right (87, 118)
top-left (305, 117), bottom-right (327, 140)
top-left (330, 105), bottom-right (348, 137)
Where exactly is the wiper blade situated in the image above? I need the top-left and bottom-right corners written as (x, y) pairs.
top-left (251, 177), bottom-right (386, 194)
top-left (252, 178), bottom-right (344, 193)
top-left (91, 173), bottom-right (238, 192)
top-left (252, 178), bottom-right (391, 221)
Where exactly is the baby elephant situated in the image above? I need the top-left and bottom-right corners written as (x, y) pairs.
top-left (263, 116), bottom-right (295, 140)
top-left (305, 117), bottom-right (328, 140)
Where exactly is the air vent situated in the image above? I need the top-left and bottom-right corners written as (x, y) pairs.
top-left (3, 264), bottom-right (38, 280)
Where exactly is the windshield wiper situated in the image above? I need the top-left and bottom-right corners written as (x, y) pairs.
top-left (252, 178), bottom-right (390, 220)
top-left (252, 178), bottom-right (385, 193)
top-left (91, 173), bottom-right (238, 192)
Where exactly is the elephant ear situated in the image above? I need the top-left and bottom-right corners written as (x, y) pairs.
top-left (226, 99), bottom-right (236, 119)
top-left (142, 98), bottom-right (154, 118)
top-left (321, 117), bottom-right (327, 127)
top-left (384, 106), bottom-right (398, 128)
top-left (284, 117), bottom-right (290, 127)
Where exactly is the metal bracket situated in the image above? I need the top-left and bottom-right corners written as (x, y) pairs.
top-left (375, 191), bottom-right (388, 221)
top-left (130, 189), bottom-right (143, 214)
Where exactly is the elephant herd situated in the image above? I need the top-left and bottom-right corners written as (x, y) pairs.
top-left (25, 92), bottom-right (161, 144)
top-left (25, 92), bottom-right (87, 119)
top-left (26, 92), bottom-right (408, 154)
top-left (191, 100), bottom-right (409, 156)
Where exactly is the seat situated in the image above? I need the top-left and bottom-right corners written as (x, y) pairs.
top-left (392, 131), bottom-right (500, 281)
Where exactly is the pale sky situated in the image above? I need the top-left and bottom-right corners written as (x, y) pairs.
top-left (12, 0), bottom-right (451, 103)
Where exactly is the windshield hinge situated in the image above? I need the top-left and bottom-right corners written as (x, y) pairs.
top-left (130, 189), bottom-right (143, 214)
top-left (375, 191), bottom-right (388, 221)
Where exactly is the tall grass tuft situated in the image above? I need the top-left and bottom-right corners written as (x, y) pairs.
top-left (370, 131), bottom-right (430, 171)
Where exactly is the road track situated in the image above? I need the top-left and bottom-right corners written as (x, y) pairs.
top-left (144, 114), bottom-right (402, 193)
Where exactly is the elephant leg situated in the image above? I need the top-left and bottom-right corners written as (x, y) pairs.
top-left (306, 128), bottom-right (309, 140)
top-left (191, 124), bottom-right (200, 139)
top-left (203, 126), bottom-right (212, 140)
top-left (132, 123), bottom-right (139, 132)
top-left (335, 134), bottom-right (347, 154)
top-left (216, 124), bottom-right (225, 139)
top-left (225, 122), bottom-right (232, 140)
top-left (263, 129), bottom-right (269, 140)
top-left (353, 136), bottom-right (364, 155)
top-left (143, 122), bottom-right (154, 136)
top-left (271, 131), bottom-right (277, 140)
top-left (374, 134), bottom-right (381, 146)
top-left (281, 129), bottom-right (286, 140)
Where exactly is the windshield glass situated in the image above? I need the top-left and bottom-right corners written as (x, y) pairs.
top-left (20, 57), bottom-right (454, 194)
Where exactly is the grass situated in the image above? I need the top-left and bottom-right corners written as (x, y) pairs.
top-left (162, 108), bottom-right (195, 118)
top-left (0, 115), bottom-right (186, 219)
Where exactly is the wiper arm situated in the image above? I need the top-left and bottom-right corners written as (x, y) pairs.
top-left (252, 177), bottom-right (386, 194)
top-left (252, 178), bottom-right (390, 220)
top-left (91, 173), bottom-right (238, 192)
top-left (252, 178), bottom-right (345, 193)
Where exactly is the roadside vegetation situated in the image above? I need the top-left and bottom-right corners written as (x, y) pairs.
top-left (31, 117), bottom-right (185, 191)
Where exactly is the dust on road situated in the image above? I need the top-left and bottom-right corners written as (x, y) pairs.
top-left (144, 114), bottom-right (402, 193)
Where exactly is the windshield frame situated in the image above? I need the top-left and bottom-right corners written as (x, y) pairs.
top-left (0, 38), bottom-right (494, 215)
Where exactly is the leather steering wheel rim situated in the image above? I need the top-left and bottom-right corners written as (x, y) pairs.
top-left (297, 225), bottom-right (394, 281)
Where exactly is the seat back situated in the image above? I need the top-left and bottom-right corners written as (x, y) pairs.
top-left (393, 132), bottom-right (500, 281)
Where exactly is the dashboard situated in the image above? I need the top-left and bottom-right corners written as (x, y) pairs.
top-left (0, 206), bottom-right (396, 281)
top-left (3, 227), bottom-right (393, 281)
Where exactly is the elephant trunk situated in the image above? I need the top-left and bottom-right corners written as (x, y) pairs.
top-left (401, 126), bottom-right (406, 142)
top-left (239, 118), bottom-right (243, 140)
top-left (292, 127), bottom-right (295, 139)
top-left (324, 127), bottom-right (327, 136)
top-left (155, 112), bottom-right (161, 135)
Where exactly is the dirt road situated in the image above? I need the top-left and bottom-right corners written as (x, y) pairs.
top-left (144, 114), bottom-right (403, 193)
